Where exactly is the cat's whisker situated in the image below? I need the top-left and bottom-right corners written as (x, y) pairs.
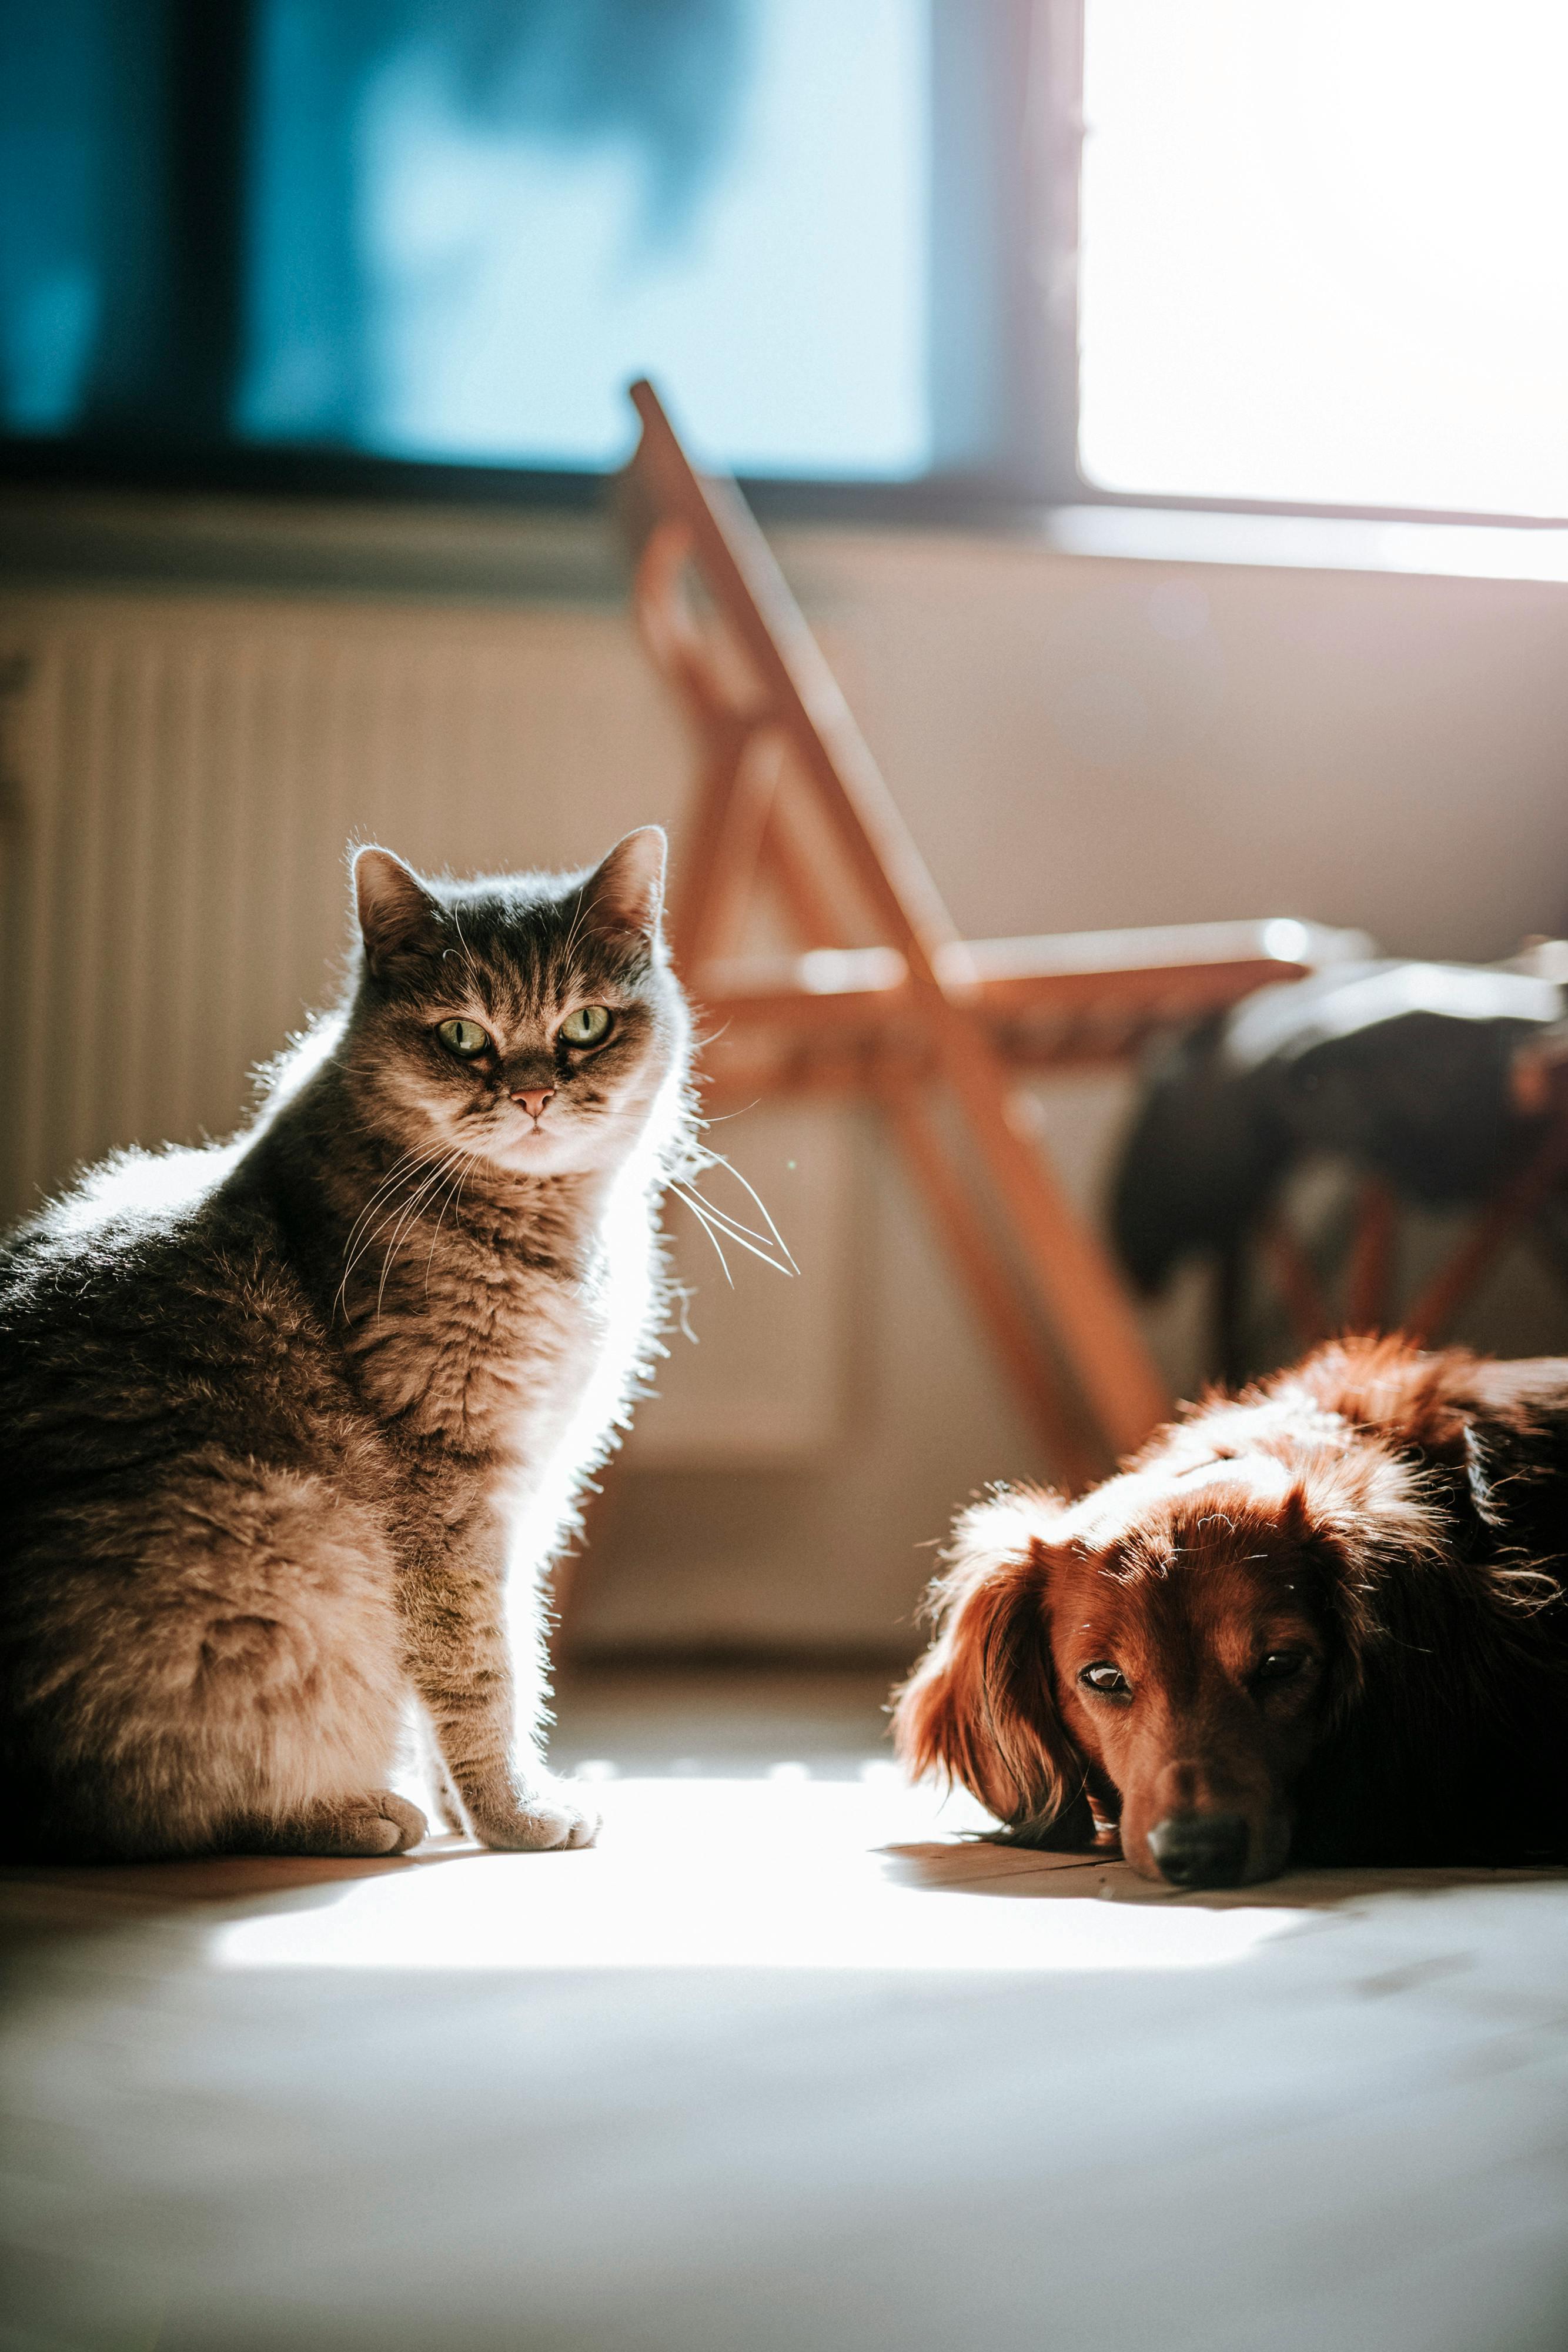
top-left (349, 1153), bottom-right (454, 1324)
top-left (696, 1151), bottom-right (798, 1273)
top-left (685, 1212), bottom-right (791, 1279)
top-left (337, 1171), bottom-right (434, 1320)
top-left (375, 1151), bottom-right (464, 1321)
top-left (339, 1145), bottom-right (430, 1262)
top-left (559, 878), bottom-right (597, 978)
top-left (334, 1148), bottom-right (449, 1320)
top-left (340, 1171), bottom-right (433, 1287)
top-left (669, 1181), bottom-right (794, 1279)
top-left (390, 1152), bottom-right (465, 1270)
top-left (373, 1157), bottom-right (460, 1327)
top-left (338, 1142), bottom-right (439, 1256)
top-left (670, 1185), bottom-right (790, 1265)
top-left (671, 1185), bottom-right (735, 1287)
top-left (423, 1154), bottom-right (473, 1295)
top-left (447, 907), bottom-right (487, 1001)
top-left (561, 857), bottom-right (630, 977)
top-left (697, 1098), bottom-right (762, 1124)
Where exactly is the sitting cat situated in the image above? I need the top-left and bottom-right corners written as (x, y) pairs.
top-left (0, 827), bottom-right (693, 1861)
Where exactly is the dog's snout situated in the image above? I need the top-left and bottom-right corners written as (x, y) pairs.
top-left (1146, 1811), bottom-right (1251, 1889)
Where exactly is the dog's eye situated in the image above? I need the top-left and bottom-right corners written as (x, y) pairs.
top-left (1255, 1650), bottom-right (1308, 1685)
top-left (1080, 1663), bottom-right (1131, 1699)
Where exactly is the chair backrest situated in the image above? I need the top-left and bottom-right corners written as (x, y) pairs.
top-left (618, 378), bottom-right (972, 990)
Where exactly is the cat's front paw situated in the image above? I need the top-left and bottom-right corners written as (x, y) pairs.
top-left (468, 1782), bottom-right (600, 1853)
top-left (269, 1789), bottom-right (429, 1858)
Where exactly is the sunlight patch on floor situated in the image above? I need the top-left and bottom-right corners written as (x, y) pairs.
top-left (212, 1774), bottom-right (1309, 1976)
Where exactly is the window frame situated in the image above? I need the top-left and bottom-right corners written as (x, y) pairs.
top-left (1040, 1), bottom-right (1568, 533)
top-left (2, 0), bottom-right (1054, 521)
top-left (3, 0), bottom-right (1563, 533)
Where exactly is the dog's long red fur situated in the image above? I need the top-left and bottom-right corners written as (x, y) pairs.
top-left (893, 1338), bottom-right (1568, 1885)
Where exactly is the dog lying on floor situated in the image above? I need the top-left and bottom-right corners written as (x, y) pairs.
top-left (894, 1338), bottom-right (1568, 1887)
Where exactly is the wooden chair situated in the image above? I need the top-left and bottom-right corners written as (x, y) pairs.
top-left (617, 380), bottom-right (1363, 1484)
top-left (1237, 989), bottom-right (1568, 1377)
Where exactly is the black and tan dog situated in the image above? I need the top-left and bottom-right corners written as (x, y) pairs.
top-left (895, 1339), bottom-right (1568, 1887)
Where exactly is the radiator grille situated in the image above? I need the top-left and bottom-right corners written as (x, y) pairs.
top-left (1, 593), bottom-right (685, 1221)
top-left (0, 590), bottom-right (845, 1465)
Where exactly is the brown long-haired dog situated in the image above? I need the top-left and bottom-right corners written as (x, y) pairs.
top-left (894, 1339), bottom-right (1568, 1887)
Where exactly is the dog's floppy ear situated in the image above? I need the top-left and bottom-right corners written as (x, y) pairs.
top-left (892, 1492), bottom-right (1092, 1843)
top-left (1278, 1452), bottom-right (1449, 1720)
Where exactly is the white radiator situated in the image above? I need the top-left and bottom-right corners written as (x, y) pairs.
top-left (0, 591), bottom-right (688, 1210)
top-left (0, 590), bottom-right (848, 1462)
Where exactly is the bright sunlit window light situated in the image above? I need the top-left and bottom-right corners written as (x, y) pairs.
top-left (1078, 0), bottom-right (1568, 517)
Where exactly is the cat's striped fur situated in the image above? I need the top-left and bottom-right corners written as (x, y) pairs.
top-left (0, 828), bottom-right (693, 1860)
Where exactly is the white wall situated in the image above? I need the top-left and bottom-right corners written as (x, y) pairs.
top-left (794, 529), bottom-right (1568, 960)
top-left (576, 527), bottom-right (1568, 1655)
top-left (5, 510), bottom-right (1568, 1657)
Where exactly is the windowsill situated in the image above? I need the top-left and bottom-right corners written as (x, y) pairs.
top-left (0, 486), bottom-right (630, 605)
top-left (2, 482), bottom-right (1567, 604)
top-left (1038, 503), bottom-right (1568, 584)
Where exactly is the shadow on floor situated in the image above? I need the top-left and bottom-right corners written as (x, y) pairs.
top-left (877, 1837), bottom-right (1568, 1910)
top-left (0, 1832), bottom-right (491, 1949)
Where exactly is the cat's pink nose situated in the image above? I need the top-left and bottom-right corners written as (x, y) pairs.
top-left (512, 1087), bottom-right (554, 1120)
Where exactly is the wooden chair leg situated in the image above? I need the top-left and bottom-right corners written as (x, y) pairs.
top-left (1345, 1178), bottom-right (1398, 1332)
top-left (932, 1043), bottom-right (1170, 1459)
top-left (882, 1077), bottom-right (1102, 1491)
top-left (1211, 1242), bottom-right (1248, 1389)
top-left (673, 721), bottom-right (783, 975)
top-left (1260, 1217), bottom-right (1333, 1348)
top-left (1405, 1108), bottom-right (1568, 1343)
top-left (758, 777), bottom-right (851, 954)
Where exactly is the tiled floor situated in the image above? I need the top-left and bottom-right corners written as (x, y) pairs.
top-left (4, 1666), bottom-right (1567, 2351)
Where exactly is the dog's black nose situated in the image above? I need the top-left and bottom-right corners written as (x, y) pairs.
top-left (1146, 1812), bottom-right (1250, 1889)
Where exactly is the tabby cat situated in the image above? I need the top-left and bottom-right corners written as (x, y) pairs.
top-left (0, 828), bottom-right (693, 1860)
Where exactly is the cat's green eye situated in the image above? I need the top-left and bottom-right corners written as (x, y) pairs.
top-left (559, 1004), bottom-right (612, 1047)
top-left (436, 1017), bottom-right (491, 1060)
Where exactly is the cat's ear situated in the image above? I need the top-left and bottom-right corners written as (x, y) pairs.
top-left (584, 827), bottom-right (667, 941)
top-left (353, 847), bottom-right (443, 976)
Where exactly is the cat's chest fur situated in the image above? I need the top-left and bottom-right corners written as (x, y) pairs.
top-left (341, 1172), bottom-right (653, 1486)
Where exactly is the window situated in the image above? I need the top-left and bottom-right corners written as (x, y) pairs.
top-left (1076, 0), bottom-right (1568, 520)
top-left (242, 0), bottom-right (929, 477)
top-left (0, 0), bottom-right (1030, 502)
top-left (3, 1), bottom-right (1563, 521)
